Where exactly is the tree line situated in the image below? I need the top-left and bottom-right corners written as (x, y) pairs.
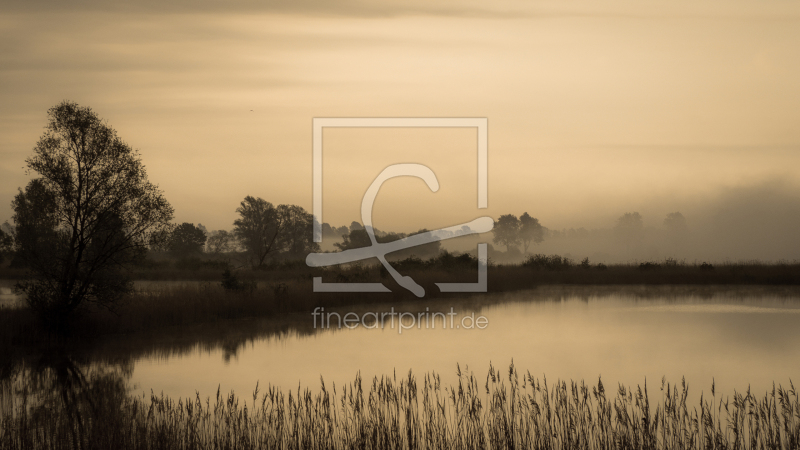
top-left (158, 199), bottom-right (319, 268)
top-left (0, 102), bottom-right (325, 329)
top-left (0, 101), bottom-right (691, 330)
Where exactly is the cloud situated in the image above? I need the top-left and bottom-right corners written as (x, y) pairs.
top-left (3, 0), bottom-right (799, 19)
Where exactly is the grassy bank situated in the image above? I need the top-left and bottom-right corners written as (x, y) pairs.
top-left (2, 254), bottom-right (800, 285)
top-left (1, 362), bottom-right (798, 450)
top-left (2, 257), bottom-right (800, 346)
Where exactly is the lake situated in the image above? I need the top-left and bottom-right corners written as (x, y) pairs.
top-left (3, 285), bottom-right (799, 408)
top-left (122, 285), bottom-right (800, 404)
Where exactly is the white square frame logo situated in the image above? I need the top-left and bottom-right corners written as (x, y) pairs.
top-left (310, 117), bottom-right (489, 295)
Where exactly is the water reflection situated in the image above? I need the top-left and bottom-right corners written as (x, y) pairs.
top-left (123, 286), bottom-right (800, 404)
top-left (0, 348), bottom-right (132, 449)
top-left (2, 285), bottom-right (800, 410)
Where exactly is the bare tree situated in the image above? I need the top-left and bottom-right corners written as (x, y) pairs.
top-left (12, 101), bottom-right (173, 329)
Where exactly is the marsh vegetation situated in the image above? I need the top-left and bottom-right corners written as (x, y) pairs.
top-left (2, 362), bottom-right (799, 450)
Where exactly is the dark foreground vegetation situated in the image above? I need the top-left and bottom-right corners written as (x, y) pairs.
top-left (1, 362), bottom-right (798, 450)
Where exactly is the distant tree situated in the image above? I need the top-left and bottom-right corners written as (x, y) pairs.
top-left (350, 221), bottom-right (364, 232)
top-left (663, 211), bottom-right (689, 250)
top-left (206, 230), bottom-right (235, 254)
top-left (233, 197), bottom-right (318, 267)
top-left (321, 222), bottom-right (336, 238)
top-left (12, 101), bottom-right (173, 329)
top-left (233, 196), bottom-right (282, 268)
top-left (614, 212), bottom-right (644, 236)
top-left (613, 212), bottom-right (644, 252)
top-left (335, 229), bottom-right (372, 251)
top-left (335, 225), bottom-right (350, 238)
top-left (334, 228), bottom-right (440, 259)
top-left (493, 214), bottom-right (521, 252)
top-left (395, 229), bottom-right (441, 259)
top-left (276, 204), bottom-right (320, 259)
top-left (13, 178), bottom-right (60, 266)
top-left (663, 212), bottom-right (688, 234)
top-left (168, 223), bottom-right (207, 257)
top-left (518, 212), bottom-right (544, 253)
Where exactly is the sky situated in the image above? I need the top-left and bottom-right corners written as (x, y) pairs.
top-left (1, 0), bottom-right (799, 259)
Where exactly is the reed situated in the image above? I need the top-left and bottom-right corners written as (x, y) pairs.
top-left (1, 363), bottom-right (798, 450)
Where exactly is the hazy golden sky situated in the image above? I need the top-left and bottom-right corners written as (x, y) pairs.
top-left (1, 0), bottom-right (799, 232)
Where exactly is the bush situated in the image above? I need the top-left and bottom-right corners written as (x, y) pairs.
top-left (523, 254), bottom-right (573, 270)
top-left (700, 262), bottom-right (715, 271)
top-left (428, 251), bottom-right (477, 270)
top-left (221, 269), bottom-right (255, 292)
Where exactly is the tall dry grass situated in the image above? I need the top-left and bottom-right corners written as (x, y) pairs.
top-left (1, 362), bottom-right (798, 450)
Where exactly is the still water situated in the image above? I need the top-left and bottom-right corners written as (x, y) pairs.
top-left (125, 286), bottom-right (800, 403)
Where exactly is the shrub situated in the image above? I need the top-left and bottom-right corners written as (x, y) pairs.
top-left (221, 269), bottom-right (255, 292)
top-left (700, 262), bottom-right (715, 271)
top-left (523, 254), bottom-right (573, 270)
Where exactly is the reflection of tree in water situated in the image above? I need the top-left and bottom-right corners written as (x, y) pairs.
top-left (221, 338), bottom-right (241, 363)
top-left (0, 357), bottom-right (20, 418)
top-left (1, 348), bottom-right (132, 449)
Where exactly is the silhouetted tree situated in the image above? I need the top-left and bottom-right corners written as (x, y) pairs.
top-left (334, 229), bottom-right (372, 251)
top-left (519, 212), bottom-right (544, 253)
top-left (12, 102), bottom-right (173, 330)
top-left (233, 197), bottom-right (318, 266)
top-left (349, 221), bottom-right (364, 232)
top-left (493, 214), bottom-right (521, 252)
top-left (206, 230), bottom-right (235, 253)
top-left (233, 196), bottom-right (282, 268)
top-left (168, 223), bottom-right (207, 257)
top-left (276, 204), bottom-right (320, 259)
top-left (321, 222), bottom-right (336, 238)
